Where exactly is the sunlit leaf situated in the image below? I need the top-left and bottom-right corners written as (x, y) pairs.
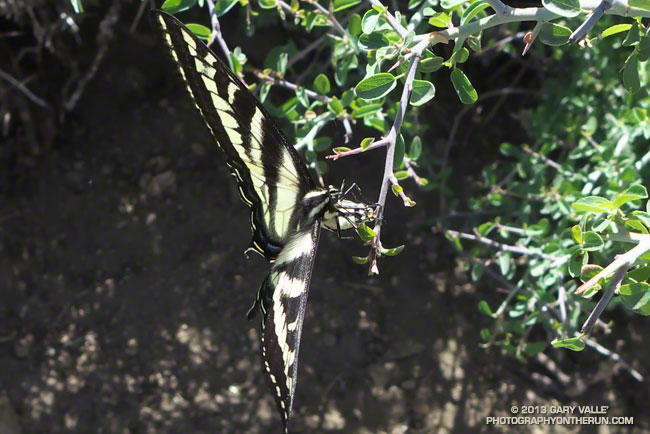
top-left (450, 69), bottom-right (478, 104)
top-left (355, 73), bottom-right (396, 100)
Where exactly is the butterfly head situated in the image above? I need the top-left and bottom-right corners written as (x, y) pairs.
top-left (322, 184), bottom-right (378, 232)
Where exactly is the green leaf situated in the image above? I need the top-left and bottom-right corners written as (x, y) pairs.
top-left (381, 245), bottom-right (405, 256)
top-left (498, 252), bottom-right (511, 276)
top-left (296, 87), bottom-right (309, 108)
top-left (394, 170), bottom-right (409, 180)
top-left (260, 82), bottom-right (271, 103)
top-left (393, 134), bottom-right (405, 170)
top-left (410, 80), bottom-right (436, 106)
top-left (408, 0), bottom-right (424, 8)
top-left (478, 300), bottom-right (495, 317)
top-left (580, 264), bottom-right (603, 282)
top-left (450, 47), bottom-right (470, 64)
top-left (622, 21), bottom-right (640, 46)
top-left (629, 0), bottom-right (650, 9)
top-left (551, 336), bottom-right (586, 351)
top-left (351, 104), bottom-right (382, 118)
top-left (471, 262), bottom-right (484, 281)
top-left (162, 0), bottom-right (198, 13)
top-left (356, 222), bottom-right (376, 242)
top-left (276, 52), bottom-right (288, 76)
top-left (358, 32), bottom-right (392, 50)
top-left (352, 255), bottom-right (370, 264)
top-left (213, 0), bottom-right (239, 16)
top-left (619, 283), bottom-right (650, 315)
top-left (333, 0), bottom-right (361, 11)
top-left (572, 225), bottom-right (583, 243)
top-left (467, 34), bottom-right (482, 52)
top-left (450, 69), bottom-right (478, 104)
top-left (361, 8), bottom-right (381, 34)
top-left (355, 73), bottom-right (397, 100)
top-left (572, 196), bottom-right (614, 213)
top-left (542, 0), bottom-right (580, 17)
top-left (428, 12), bottom-right (451, 28)
top-left (348, 13), bottom-right (362, 37)
top-left (639, 29), bottom-right (650, 61)
top-left (327, 97), bottom-right (344, 115)
top-left (392, 184), bottom-right (403, 196)
top-left (632, 211), bottom-right (650, 227)
top-left (601, 24), bottom-right (632, 38)
top-left (441, 0), bottom-right (467, 8)
top-left (539, 22), bottom-right (571, 46)
top-left (461, 1), bottom-right (490, 25)
top-left (259, 0), bottom-right (277, 8)
top-left (186, 23), bottom-right (211, 41)
top-left (360, 136), bottom-right (374, 150)
top-left (70, 0), bottom-right (84, 13)
top-left (313, 74), bottom-right (331, 94)
top-left (582, 231), bottom-right (604, 251)
top-left (409, 136), bottom-right (422, 160)
top-left (614, 184), bottom-right (648, 208)
top-left (568, 251), bottom-right (586, 278)
top-left (313, 137), bottom-right (332, 152)
top-left (625, 220), bottom-right (648, 234)
top-left (627, 265), bottom-right (650, 282)
top-left (419, 54), bottom-right (444, 73)
top-left (623, 53), bottom-right (641, 94)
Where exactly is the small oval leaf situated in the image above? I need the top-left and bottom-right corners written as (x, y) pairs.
top-left (450, 69), bottom-right (478, 104)
top-left (355, 73), bottom-right (397, 100)
top-left (542, 0), bottom-right (580, 17)
top-left (539, 22), bottom-right (571, 46)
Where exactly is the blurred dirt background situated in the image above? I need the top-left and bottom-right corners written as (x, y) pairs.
top-left (1, 1), bottom-right (649, 433)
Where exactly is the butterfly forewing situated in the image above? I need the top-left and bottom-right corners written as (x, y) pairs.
top-left (152, 11), bottom-right (315, 260)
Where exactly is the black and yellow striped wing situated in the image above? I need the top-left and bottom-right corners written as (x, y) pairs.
top-left (257, 223), bottom-right (321, 430)
top-left (152, 10), bottom-right (315, 261)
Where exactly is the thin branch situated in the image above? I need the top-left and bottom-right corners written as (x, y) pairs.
top-left (327, 138), bottom-right (389, 160)
top-left (0, 69), bottom-right (47, 107)
top-left (129, 0), bottom-right (149, 33)
top-left (446, 229), bottom-right (562, 261)
top-left (485, 0), bottom-right (512, 15)
top-left (389, 175), bottom-right (414, 207)
top-left (372, 54), bottom-right (420, 244)
top-left (569, 0), bottom-right (612, 43)
top-left (493, 223), bottom-right (526, 235)
top-left (342, 117), bottom-right (353, 143)
top-left (254, 69), bottom-right (332, 103)
top-left (287, 33), bottom-right (329, 68)
top-left (402, 157), bottom-right (425, 185)
top-left (64, 0), bottom-right (120, 110)
top-left (583, 338), bottom-right (644, 382)
top-left (522, 145), bottom-right (566, 173)
top-left (581, 266), bottom-right (626, 334)
top-left (206, 0), bottom-right (233, 67)
top-left (367, 0), bottom-right (408, 39)
top-left (306, 0), bottom-right (350, 40)
top-left (576, 234), bottom-right (650, 295)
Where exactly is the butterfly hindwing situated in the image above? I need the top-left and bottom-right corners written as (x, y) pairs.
top-left (152, 11), bottom-right (315, 260)
top-left (259, 222), bottom-right (321, 429)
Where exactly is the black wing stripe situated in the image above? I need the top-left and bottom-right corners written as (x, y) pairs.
top-left (153, 11), bottom-right (315, 260)
top-left (259, 223), bottom-right (320, 430)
